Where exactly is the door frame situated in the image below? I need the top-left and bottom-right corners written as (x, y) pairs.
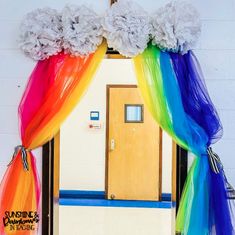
top-left (42, 82), bottom-right (188, 235)
top-left (105, 84), bottom-right (163, 200)
top-left (40, 0), bottom-right (188, 230)
top-left (42, 133), bottom-right (60, 235)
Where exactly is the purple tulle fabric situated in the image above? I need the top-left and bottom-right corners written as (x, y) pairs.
top-left (170, 51), bottom-right (235, 235)
top-left (209, 166), bottom-right (234, 235)
top-left (170, 51), bottom-right (223, 145)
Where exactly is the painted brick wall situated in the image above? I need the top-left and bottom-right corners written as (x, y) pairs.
top-left (0, 0), bottom-right (235, 188)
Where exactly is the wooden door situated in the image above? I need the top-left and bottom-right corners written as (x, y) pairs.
top-left (106, 85), bottom-right (162, 201)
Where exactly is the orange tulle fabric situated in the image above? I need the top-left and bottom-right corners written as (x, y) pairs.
top-left (0, 152), bottom-right (40, 235)
top-left (0, 42), bottom-right (107, 234)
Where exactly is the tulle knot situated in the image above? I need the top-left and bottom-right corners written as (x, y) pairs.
top-left (207, 147), bottom-right (222, 174)
top-left (8, 145), bottom-right (30, 171)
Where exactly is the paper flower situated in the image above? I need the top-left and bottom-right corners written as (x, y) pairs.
top-left (61, 5), bottom-right (103, 56)
top-left (19, 8), bottom-right (63, 60)
top-left (102, 0), bottom-right (151, 57)
top-left (151, 1), bottom-right (201, 54)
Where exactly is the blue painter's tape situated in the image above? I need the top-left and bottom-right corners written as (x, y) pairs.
top-left (59, 190), bottom-right (173, 209)
top-left (161, 193), bottom-right (172, 201)
top-left (59, 198), bottom-right (172, 209)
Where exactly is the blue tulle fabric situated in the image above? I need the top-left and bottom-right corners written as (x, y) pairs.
top-left (160, 51), bottom-right (208, 155)
top-left (160, 51), bottom-right (210, 234)
top-left (209, 167), bottom-right (234, 235)
top-left (166, 50), bottom-right (235, 234)
top-left (187, 155), bottom-right (210, 235)
top-left (170, 51), bottom-right (223, 145)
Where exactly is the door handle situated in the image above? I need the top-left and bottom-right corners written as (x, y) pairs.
top-left (110, 139), bottom-right (115, 151)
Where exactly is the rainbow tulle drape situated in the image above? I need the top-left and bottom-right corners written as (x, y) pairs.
top-left (0, 42), bottom-right (107, 235)
top-left (0, 40), bottom-right (234, 235)
top-left (133, 44), bottom-right (235, 235)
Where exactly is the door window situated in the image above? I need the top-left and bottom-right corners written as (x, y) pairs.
top-left (125, 104), bottom-right (143, 123)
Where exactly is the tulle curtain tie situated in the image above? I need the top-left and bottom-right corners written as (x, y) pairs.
top-left (207, 147), bottom-right (235, 200)
top-left (7, 145), bottom-right (30, 171)
top-left (207, 147), bottom-right (222, 174)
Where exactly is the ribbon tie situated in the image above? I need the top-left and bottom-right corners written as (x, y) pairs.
top-left (8, 145), bottom-right (29, 171)
top-left (207, 147), bottom-right (235, 199)
top-left (207, 147), bottom-right (222, 174)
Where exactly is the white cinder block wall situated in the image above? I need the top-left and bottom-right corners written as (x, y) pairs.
top-left (0, 0), bottom-right (235, 193)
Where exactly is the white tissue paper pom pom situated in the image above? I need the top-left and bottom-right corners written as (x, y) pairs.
top-left (103, 0), bottom-right (151, 57)
top-left (61, 5), bottom-right (103, 56)
top-left (19, 8), bottom-right (63, 60)
top-left (151, 1), bottom-right (201, 54)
